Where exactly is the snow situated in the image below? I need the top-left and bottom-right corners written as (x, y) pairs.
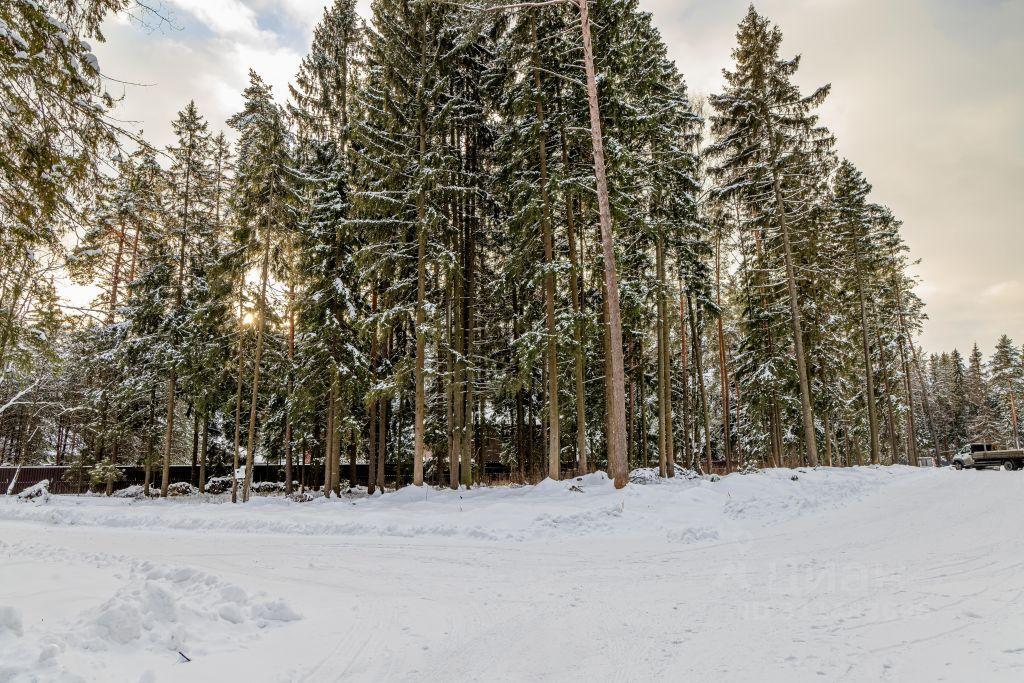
top-left (1, 466), bottom-right (1022, 680)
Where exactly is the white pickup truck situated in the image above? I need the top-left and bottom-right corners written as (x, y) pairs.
top-left (952, 443), bottom-right (1024, 471)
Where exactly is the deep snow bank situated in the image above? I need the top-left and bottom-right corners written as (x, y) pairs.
top-left (0, 466), bottom-right (932, 545)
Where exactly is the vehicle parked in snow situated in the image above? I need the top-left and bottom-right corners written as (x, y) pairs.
top-left (952, 443), bottom-right (1024, 471)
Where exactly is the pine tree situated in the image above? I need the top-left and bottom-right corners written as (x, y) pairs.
top-left (989, 335), bottom-right (1022, 448)
top-left (708, 7), bottom-right (834, 467)
top-left (965, 343), bottom-right (996, 444)
top-left (157, 102), bottom-right (213, 497)
top-left (228, 71), bottom-right (293, 502)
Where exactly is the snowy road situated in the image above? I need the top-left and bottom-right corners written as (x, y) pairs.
top-left (2, 466), bottom-right (1023, 682)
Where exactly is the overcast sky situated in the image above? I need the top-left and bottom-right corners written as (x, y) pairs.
top-left (93, 0), bottom-right (1024, 355)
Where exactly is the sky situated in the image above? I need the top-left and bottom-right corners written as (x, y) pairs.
top-left (91, 0), bottom-right (1024, 355)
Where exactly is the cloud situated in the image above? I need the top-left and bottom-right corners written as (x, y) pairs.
top-left (168, 0), bottom-right (267, 40)
top-left (638, 0), bottom-right (1024, 354)
top-left (94, 1), bottom-right (320, 150)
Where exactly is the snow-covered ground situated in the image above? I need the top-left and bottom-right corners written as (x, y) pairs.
top-left (1, 466), bottom-right (1022, 681)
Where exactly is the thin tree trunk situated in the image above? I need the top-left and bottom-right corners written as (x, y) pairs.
top-left (326, 381), bottom-right (336, 496)
top-left (659, 236), bottom-right (675, 477)
top-left (767, 161), bottom-right (818, 467)
top-left (413, 99), bottom-right (428, 488)
top-left (199, 413), bottom-right (209, 494)
top-left (285, 263), bottom-right (296, 495)
top-left (242, 216), bottom-right (273, 502)
top-left (892, 271), bottom-right (919, 465)
top-left (161, 130), bottom-right (194, 497)
top-left (678, 287), bottom-right (693, 469)
top-left (231, 277), bottom-right (245, 504)
top-left (873, 313), bottom-right (900, 463)
top-left (108, 223), bottom-right (126, 324)
top-left (144, 389), bottom-right (155, 495)
top-left (532, 15), bottom-right (560, 481)
top-left (189, 406), bottom-right (199, 485)
top-left (561, 128), bottom-right (587, 474)
top-left (857, 273), bottom-right (881, 465)
top-left (461, 218), bottom-right (475, 489)
top-left (160, 373), bottom-right (177, 497)
top-left (656, 233), bottom-right (668, 478)
top-left (377, 394), bottom-right (387, 493)
top-left (331, 373), bottom-right (343, 496)
top-left (715, 224), bottom-right (731, 472)
top-left (1011, 394), bottom-right (1021, 450)
top-left (688, 293), bottom-right (714, 474)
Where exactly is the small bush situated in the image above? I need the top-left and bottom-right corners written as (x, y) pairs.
top-left (167, 482), bottom-right (199, 496)
top-left (17, 479), bottom-right (50, 502)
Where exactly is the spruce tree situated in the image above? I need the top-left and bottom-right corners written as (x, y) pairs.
top-left (228, 71), bottom-right (293, 502)
top-left (708, 7), bottom-right (834, 467)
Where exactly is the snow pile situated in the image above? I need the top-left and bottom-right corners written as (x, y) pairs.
top-left (15, 479), bottom-right (49, 502)
top-left (0, 605), bottom-right (23, 637)
top-left (0, 466), bottom-right (926, 546)
top-left (112, 484), bottom-right (146, 498)
top-left (0, 541), bottom-right (301, 680)
top-left (628, 464), bottom-right (700, 484)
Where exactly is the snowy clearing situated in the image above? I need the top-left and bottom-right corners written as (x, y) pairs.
top-left (1, 466), bottom-right (1023, 681)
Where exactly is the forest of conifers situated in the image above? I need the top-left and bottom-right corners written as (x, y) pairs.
top-left (3, 0), bottom-right (1022, 500)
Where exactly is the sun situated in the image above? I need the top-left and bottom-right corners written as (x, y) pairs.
top-left (241, 312), bottom-right (256, 326)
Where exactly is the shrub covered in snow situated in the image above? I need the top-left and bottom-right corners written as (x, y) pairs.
top-left (113, 485), bottom-right (146, 498)
top-left (628, 464), bottom-right (700, 484)
top-left (16, 480), bottom-right (49, 502)
top-left (166, 482), bottom-right (198, 497)
top-left (204, 476), bottom-right (233, 495)
top-left (250, 481), bottom-right (285, 495)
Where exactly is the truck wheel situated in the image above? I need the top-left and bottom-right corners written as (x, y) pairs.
top-left (1004, 460), bottom-right (1017, 472)
top-left (954, 461), bottom-right (964, 470)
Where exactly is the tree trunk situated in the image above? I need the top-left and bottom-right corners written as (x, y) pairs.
top-left (768, 164), bottom-right (819, 467)
top-left (578, 0), bottom-right (627, 488)
top-left (678, 287), bottom-right (693, 469)
top-left (532, 15), bottom-right (560, 481)
top-left (873, 313), bottom-right (900, 463)
top-left (285, 266), bottom-right (296, 495)
top-left (856, 273), bottom-right (881, 465)
top-left (377, 394), bottom-right (387, 493)
top-left (892, 268), bottom-right (919, 465)
top-left (715, 225), bottom-right (731, 472)
top-left (461, 217), bottom-right (475, 489)
top-left (159, 373), bottom-right (177, 497)
top-left (656, 233), bottom-right (668, 478)
top-left (189, 406), bottom-right (199, 485)
top-left (331, 374), bottom-right (343, 496)
top-left (161, 132), bottom-right (194, 497)
top-left (326, 382), bottom-right (336, 497)
top-left (1011, 394), bottom-right (1021, 450)
top-left (688, 293), bottom-right (714, 474)
top-left (231, 278), bottom-right (245, 504)
top-left (561, 127), bottom-right (587, 474)
top-left (199, 413), bottom-right (209, 494)
top-left (241, 217), bottom-right (273, 502)
top-left (413, 100), bottom-right (428, 488)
